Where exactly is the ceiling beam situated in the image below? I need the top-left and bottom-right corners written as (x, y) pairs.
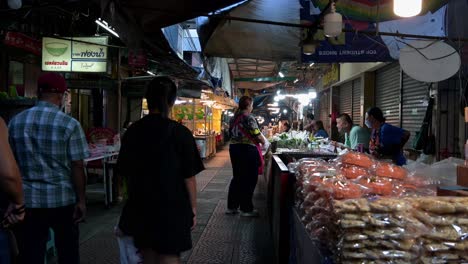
top-left (234, 77), bottom-right (296, 82)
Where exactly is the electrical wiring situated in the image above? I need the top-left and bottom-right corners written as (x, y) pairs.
top-left (395, 38), bottom-right (458, 61)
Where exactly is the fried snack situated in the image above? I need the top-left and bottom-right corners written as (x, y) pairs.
top-left (432, 253), bottom-right (459, 260)
top-left (363, 227), bottom-right (406, 240)
top-left (365, 214), bottom-right (392, 227)
top-left (367, 239), bottom-right (418, 251)
top-left (342, 242), bottom-right (366, 249)
top-left (322, 180), bottom-right (364, 200)
top-left (421, 257), bottom-right (452, 264)
top-left (369, 198), bottom-right (411, 212)
top-left (424, 243), bottom-right (451, 252)
top-left (343, 233), bottom-right (369, 241)
top-left (357, 176), bottom-right (394, 196)
top-left (340, 219), bottom-right (367, 229)
top-left (340, 165), bottom-right (370, 179)
top-left (334, 199), bottom-right (370, 213)
top-left (342, 251), bottom-right (367, 259)
top-left (379, 250), bottom-right (416, 260)
top-left (413, 211), bottom-right (468, 227)
top-left (416, 199), bottom-right (457, 214)
top-left (343, 213), bottom-right (361, 220)
top-left (424, 226), bottom-right (468, 241)
top-left (375, 162), bottom-right (407, 180)
top-left (341, 152), bottom-right (374, 168)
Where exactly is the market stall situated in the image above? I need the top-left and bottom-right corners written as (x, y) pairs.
top-left (286, 152), bottom-right (468, 264)
top-left (169, 92), bottom-right (237, 158)
top-left (264, 131), bottom-right (338, 264)
top-left (170, 96), bottom-right (214, 158)
top-left (263, 128), bottom-right (468, 264)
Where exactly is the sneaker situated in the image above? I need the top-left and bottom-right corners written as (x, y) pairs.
top-left (225, 209), bottom-right (239, 215)
top-left (240, 210), bottom-right (259, 217)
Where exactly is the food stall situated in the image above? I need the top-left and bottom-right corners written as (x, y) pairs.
top-left (265, 134), bottom-right (468, 264)
top-left (264, 131), bottom-right (338, 264)
top-left (170, 92), bottom-right (237, 158)
top-left (211, 94), bottom-right (237, 147)
top-left (170, 95), bottom-right (215, 159)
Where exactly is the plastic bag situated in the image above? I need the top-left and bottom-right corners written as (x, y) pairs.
top-left (374, 162), bottom-right (408, 180)
top-left (115, 227), bottom-right (143, 264)
top-left (409, 157), bottom-right (464, 186)
top-left (338, 152), bottom-right (375, 169)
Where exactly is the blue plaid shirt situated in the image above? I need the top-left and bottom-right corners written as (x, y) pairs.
top-left (8, 101), bottom-right (89, 208)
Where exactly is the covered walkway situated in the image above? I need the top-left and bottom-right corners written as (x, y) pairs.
top-left (75, 147), bottom-right (274, 263)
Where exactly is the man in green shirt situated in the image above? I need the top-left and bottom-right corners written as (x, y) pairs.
top-left (336, 113), bottom-right (370, 150)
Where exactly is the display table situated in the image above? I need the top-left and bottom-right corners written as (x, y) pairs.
top-left (266, 151), bottom-right (337, 264)
top-left (195, 134), bottom-right (216, 159)
top-left (290, 209), bottom-right (328, 264)
top-left (84, 152), bottom-right (119, 207)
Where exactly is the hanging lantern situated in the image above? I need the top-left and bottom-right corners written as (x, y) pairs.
top-left (303, 42), bottom-right (317, 55)
top-left (394, 0), bottom-right (422, 17)
top-left (324, 2), bottom-right (342, 38)
top-left (301, 28), bottom-right (318, 55)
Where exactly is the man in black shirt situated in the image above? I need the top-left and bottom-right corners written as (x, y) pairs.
top-left (117, 77), bottom-right (204, 263)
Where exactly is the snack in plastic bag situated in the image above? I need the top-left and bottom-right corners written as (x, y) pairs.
top-left (340, 152), bottom-right (375, 168)
top-left (357, 176), bottom-right (394, 196)
top-left (375, 162), bottom-right (407, 180)
top-left (340, 165), bottom-right (370, 179)
top-left (321, 179), bottom-right (365, 200)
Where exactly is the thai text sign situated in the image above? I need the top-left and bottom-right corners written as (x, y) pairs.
top-left (42, 37), bottom-right (108, 72)
top-left (4, 32), bottom-right (42, 56)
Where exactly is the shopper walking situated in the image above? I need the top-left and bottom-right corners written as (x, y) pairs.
top-left (0, 117), bottom-right (25, 263)
top-left (365, 107), bottom-right (410, 165)
top-left (9, 73), bottom-right (89, 264)
top-left (117, 77), bottom-right (203, 264)
top-left (227, 96), bottom-right (265, 217)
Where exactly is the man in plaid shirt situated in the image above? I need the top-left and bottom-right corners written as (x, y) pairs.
top-left (9, 73), bottom-right (89, 264)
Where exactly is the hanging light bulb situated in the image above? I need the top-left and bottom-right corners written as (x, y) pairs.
top-left (394, 0), bottom-right (422, 17)
top-left (324, 2), bottom-right (342, 38)
top-left (301, 28), bottom-right (318, 55)
top-left (303, 41), bottom-right (317, 55)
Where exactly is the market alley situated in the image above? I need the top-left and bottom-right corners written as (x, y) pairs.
top-left (74, 147), bottom-right (274, 264)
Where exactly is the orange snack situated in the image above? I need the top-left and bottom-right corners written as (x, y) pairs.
top-left (357, 176), bottom-right (394, 196)
top-left (341, 152), bottom-right (374, 168)
top-left (375, 162), bottom-right (407, 180)
top-left (322, 180), bottom-right (363, 200)
top-left (340, 165), bottom-right (370, 179)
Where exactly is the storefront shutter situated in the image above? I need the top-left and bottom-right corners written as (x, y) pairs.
top-left (402, 72), bottom-right (429, 148)
top-left (375, 63), bottom-right (401, 126)
top-left (339, 81), bottom-right (353, 116)
top-left (352, 78), bottom-right (362, 124)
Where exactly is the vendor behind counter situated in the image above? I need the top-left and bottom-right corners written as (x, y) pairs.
top-left (365, 107), bottom-right (410, 166)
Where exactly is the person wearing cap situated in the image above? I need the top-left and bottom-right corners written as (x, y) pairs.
top-left (8, 73), bottom-right (89, 263)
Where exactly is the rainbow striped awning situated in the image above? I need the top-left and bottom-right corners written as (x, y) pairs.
top-left (311, 0), bottom-right (448, 22)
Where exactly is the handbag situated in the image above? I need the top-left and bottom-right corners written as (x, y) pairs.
top-left (232, 114), bottom-right (265, 174)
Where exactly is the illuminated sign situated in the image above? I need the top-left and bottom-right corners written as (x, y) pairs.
top-left (42, 37), bottom-right (108, 72)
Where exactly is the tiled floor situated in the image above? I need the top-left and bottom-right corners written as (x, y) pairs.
top-left (49, 146), bottom-right (273, 263)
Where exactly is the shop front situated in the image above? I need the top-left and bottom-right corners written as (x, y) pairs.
top-left (171, 92), bottom-right (237, 159)
top-left (0, 32), bottom-right (42, 122)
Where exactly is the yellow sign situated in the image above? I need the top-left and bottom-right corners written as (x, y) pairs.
top-left (42, 37), bottom-right (108, 72)
top-left (322, 64), bottom-right (339, 88)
